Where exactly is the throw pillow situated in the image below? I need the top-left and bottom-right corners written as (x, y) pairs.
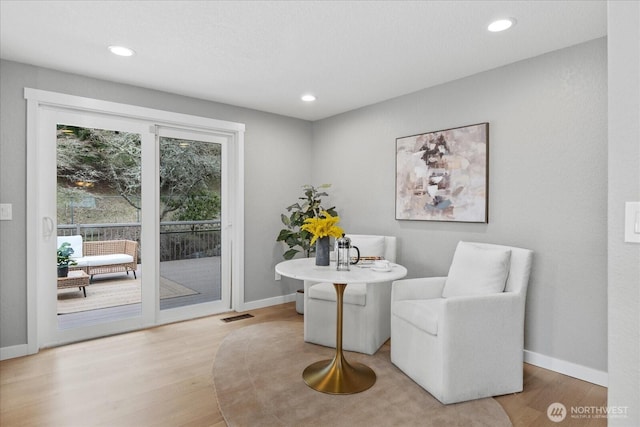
top-left (57, 234), bottom-right (83, 259)
top-left (442, 242), bottom-right (511, 298)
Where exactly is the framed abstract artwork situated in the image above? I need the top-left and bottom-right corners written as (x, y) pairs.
top-left (395, 122), bottom-right (489, 223)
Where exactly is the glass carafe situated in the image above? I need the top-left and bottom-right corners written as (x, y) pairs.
top-left (335, 234), bottom-right (360, 271)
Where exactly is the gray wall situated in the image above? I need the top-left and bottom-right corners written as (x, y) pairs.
top-left (3, 32), bottom-right (637, 404)
top-left (608, 1), bottom-right (640, 424)
top-left (311, 39), bottom-right (608, 372)
top-left (0, 59), bottom-right (312, 348)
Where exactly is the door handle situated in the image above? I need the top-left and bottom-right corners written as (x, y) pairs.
top-left (43, 216), bottom-right (54, 238)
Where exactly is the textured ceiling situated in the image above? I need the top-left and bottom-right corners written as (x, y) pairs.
top-left (0, 1), bottom-right (607, 121)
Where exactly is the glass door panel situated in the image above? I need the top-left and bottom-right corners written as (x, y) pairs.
top-left (56, 124), bottom-right (142, 329)
top-left (158, 133), bottom-right (226, 312)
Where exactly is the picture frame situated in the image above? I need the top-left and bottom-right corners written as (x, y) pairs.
top-left (395, 122), bottom-right (489, 223)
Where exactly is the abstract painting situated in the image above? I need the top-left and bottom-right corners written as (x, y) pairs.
top-left (395, 123), bottom-right (488, 222)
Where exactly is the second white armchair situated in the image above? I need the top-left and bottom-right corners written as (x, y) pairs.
top-left (390, 241), bottom-right (533, 404)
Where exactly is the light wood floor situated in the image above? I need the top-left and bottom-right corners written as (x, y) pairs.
top-left (0, 303), bottom-right (606, 427)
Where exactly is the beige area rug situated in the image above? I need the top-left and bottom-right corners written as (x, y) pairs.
top-left (212, 321), bottom-right (513, 427)
top-left (57, 277), bottom-right (198, 314)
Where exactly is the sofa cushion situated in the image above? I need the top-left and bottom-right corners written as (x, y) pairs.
top-left (442, 242), bottom-right (511, 298)
top-left (73, 258), bottom-right (89, 268)
top-left (81, 254), bottom-right (134, 267)
top-left (392, 299), bottom-right (442, 336)
top-left (308, 282), bottom-right (367, 306)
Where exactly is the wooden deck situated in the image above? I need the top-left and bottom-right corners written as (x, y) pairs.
top-left (58, 257), bottom-right (221, 329)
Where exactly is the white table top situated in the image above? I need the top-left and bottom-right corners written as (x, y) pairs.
top-left (275, 257), bottom-right (407, 284)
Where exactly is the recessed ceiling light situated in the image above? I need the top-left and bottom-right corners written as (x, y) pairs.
top-left (488, 18), bottom-right (516, 32)
top-left (108, 45), bottom-right (135, 57)
top-left (301, 94), bottom-right (316, 102)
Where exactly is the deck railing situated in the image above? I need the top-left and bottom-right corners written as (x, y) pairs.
top-left (58, 220), bottom-right (221, 261)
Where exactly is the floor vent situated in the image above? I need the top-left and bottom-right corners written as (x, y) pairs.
top-left (221, 313), bottom-right (254, 323)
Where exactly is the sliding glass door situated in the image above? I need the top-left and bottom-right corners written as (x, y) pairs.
top-left (27, 90), bottom-right (243, 349)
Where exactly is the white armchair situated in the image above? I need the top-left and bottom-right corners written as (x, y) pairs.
top-left (390, 241), bottom-right (533, 404)
top-left (304, 235), bottom-right (397, 355)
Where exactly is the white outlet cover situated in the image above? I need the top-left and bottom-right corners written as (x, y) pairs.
top-left (0, 203), bottom-right (12, 221)
top-left (624, 202), bottom-right (640, 243)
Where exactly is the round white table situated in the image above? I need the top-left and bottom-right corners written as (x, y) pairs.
top-left (275, 258), bottom-right (408, 394)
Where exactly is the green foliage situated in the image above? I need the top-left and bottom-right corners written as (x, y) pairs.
top-left (276, 184), bottom-right (338, 259)
top-left (57, 126), bottom-right (142, 209)
top-left (159, 137), bottom-right (221, 221)
top-left (57, 242), bottom-right (78, 268)
top-left (171, 191), bottom-right (221, 222)
top-left (57, 125), bottom-right (222, 222)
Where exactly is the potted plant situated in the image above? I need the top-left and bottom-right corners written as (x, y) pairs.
top-left (276, 184), bottom-right (338, 260)
top-left (57, 241), bottom-right (78, 277)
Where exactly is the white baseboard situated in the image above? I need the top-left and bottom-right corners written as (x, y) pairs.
top-left (524, 350), bottom-right (608, 387)
top-left (0, 344), bottom-right (29, 361)
top-left (240, 292), bottom-right (296, 311)
top-left (2, 294), bottom-right (297, 360)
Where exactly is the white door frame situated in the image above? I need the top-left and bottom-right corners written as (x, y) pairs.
top-left (25, 88), bottom-right (245, 352)
top-left (36, 108), bottom-right (156, 346)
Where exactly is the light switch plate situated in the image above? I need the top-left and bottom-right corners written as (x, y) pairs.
top-left (624, 202), bottom-right (640, 243)
top-left (0, 203), bottom-right (12, 220)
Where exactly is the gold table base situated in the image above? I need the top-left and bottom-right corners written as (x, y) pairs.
top-left (303, 355), bottom-right (376, 394)
top-left (302, 283), bottom-right (376, 394)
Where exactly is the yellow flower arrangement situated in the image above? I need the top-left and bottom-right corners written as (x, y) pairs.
top-left (301, 210), bottom-right (344, 245)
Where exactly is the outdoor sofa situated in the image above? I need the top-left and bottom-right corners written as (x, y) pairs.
top-left (57, 235), bottom-right (138, 282)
